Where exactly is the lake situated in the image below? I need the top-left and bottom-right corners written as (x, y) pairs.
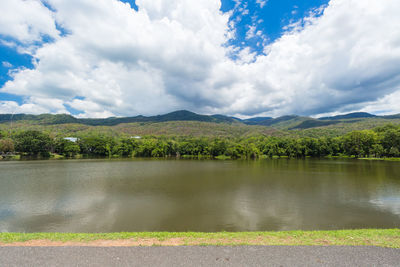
top-left (0, 158), bottom-right (399, 232)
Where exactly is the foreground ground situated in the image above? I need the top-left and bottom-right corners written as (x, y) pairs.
top-left (1, 229), bottom-right (399, 248)
top-left (1, 231), bottom-right (399, 266)
top-left (1, 246), bottom-right (399, 266)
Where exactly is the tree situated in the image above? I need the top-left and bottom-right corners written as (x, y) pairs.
top-left (54, 138), bottom-right (80, 156)
top-left (342, 130), bottom-right (377, 157)
top-left (0, 130), bottom-right (7, 139)
top-left (136, 139), bottom-right (157, 157)
top-left (381, 128), bottom-right (400, 156)
top-left (113, 138), bottom-right (137, 157)
top-left (79, 135), bottom-right (114, 156)
top-left (0, 139), bottom-right (14, 153)
top-left (226, 143), bottom-right (244, 159)
top-left (210, 139), bottom-right (227, 157)
top-left (64, 141), bottom-right (80, 156)
top-left (371, 144), bottom-right (384, 158)
top-left (243, 142), bottom-right (260, 159)
top-left (14, 130), bottom-right (52, 156)
top-left (389, 147), bottom-right (400, 157)
top-left (262, 138), bottom-right (284, 158)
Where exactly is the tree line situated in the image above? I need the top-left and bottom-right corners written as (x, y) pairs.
top-left (1, 124), bottom-right (400, 159)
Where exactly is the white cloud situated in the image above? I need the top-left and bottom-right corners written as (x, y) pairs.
top-left (360, 90), bottom-right (400, 115)
top-left (0, 0), bottom-right (59, 44)
top-left (0, 101), bottom-right (49, 115)
top-left (256, 0), bottom-right (268, 9)
top-left (67, 99), bottom-right (116, 118)
top-left (245, 25), bottom-right (257, 40)
top-left (241, 9), bottom-right (249, 16)
top-left (2, 62), bottom-right (12, 68)
top-left (1, 0), bottom-right (400, 118)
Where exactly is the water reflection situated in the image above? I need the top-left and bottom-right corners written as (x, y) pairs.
top-left (0, 159), bottom-right (399, 232)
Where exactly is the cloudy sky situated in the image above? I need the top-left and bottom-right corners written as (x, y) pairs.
top-left (0, 0), bottom-right (399, 118)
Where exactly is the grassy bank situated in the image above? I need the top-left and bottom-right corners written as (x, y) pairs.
top-left (1, 229), bottom-right (399, 248)
top-left (358, 157), bottom-right (400, 161)
top-left (2, 153), bottom-right (400, 162)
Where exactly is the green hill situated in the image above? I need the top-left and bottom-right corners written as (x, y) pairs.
top-left (0, 110), bottom-right (238, 126)
top-left (1, 111), bottom-right (400, 138)
top-left (319, 112), bottom-right (376, 120)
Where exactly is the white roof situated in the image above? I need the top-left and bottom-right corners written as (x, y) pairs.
top-left (64, 137), bottom-right (78, 142)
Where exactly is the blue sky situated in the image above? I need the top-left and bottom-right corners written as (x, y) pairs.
top-left (0, 45), bottom-right (30, 102)
top-left (0, 0), bottom-right (399, 118)
top-left (220, 0), bottom-right (328, 53)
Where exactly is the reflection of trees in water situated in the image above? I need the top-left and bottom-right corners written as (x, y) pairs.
top-left (0, 159), bottom-right (400, 232)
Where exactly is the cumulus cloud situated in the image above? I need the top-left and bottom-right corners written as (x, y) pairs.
top-left (0, 101), bottom-right (50, 115)
top-left (361, 90), bottom-right (400, 115)
top-left (1, 0), bottom-right (400, 118)
top-left (0, 0), bottom-right (59, 44)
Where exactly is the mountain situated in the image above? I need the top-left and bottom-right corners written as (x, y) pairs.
top-left (1, 111), bottom-right (400, 132)
top-left (291, 119), bottom-right (341, 129)
top-left (210, 114), bottom-right (241, 123)
top-left (382, 114), bottom-right (400, 119)
top-left (81, 110), bottom-right (239, 125)
top-left (0, 110), bottom-right (238, 126)
top-left (258, 115), bottom-right (299, 126)
top-left (243, 115), bottom-right (314, 130)
top-left (242, 117), bottom-right (273, 124)
top-left (319, 112), bottom-right (376, 120)
top-left (0, 114), bottom-right (79, 124)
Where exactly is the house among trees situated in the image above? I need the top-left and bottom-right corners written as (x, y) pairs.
top-left (64, 137), bottom-right (78, 143)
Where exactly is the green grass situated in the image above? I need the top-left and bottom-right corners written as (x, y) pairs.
top-left (214, 155), bottom-right (232, 160)
top-left (358, 157), bottom-right (400, 161)
top-left (50, 153), bottom-right (65, 159)
top-left (1, 229), bottom-right (399, 248)
top-left (0, 154), bottom-right (20, 160)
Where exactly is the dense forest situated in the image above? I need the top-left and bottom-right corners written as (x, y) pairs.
top-left (1, 124), bottom-right (399, 159)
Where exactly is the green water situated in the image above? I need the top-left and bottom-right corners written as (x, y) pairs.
top-left (0, 158), bottom-right (399, 232)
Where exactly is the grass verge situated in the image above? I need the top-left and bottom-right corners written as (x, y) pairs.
top-left (0, 229), bottom-right (399, 247)
top-left (358, 157), bottom-right (400, 161)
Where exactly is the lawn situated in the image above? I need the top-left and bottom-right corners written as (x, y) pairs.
top-left (1, 229), bottom-right (399, 248)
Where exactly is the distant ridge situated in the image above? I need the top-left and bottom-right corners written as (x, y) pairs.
top-left (291, 119), bottom-right (346, 130)
top-left (257, 115), bottom-right (299, 126)
top-left (0, 110), bottom-right (399, 129)
top-left (79, 110), bottom-right (240, 126)
top-left (319, 112), bottom-right (376, 120)
top-left (0, 110), bottom-right (238, 126)
top-left (242, 117), bottom-right (273, 124)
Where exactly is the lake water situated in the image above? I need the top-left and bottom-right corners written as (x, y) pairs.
top-left (0, 158), bottom-right (399, 232)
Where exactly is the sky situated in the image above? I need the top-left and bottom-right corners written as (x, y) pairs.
top-left (0, 0), bottom-right (400, 118)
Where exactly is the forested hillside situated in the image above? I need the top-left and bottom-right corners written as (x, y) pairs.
top-left (1, 124), bottom-right (399, 159)
top-left (1, 110), bottom-right (400, 160)
top-left (1, 110), bottom-right (400, 138)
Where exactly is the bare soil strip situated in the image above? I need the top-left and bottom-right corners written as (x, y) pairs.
top-left (0, 238), bottom-right (187, 247)
top-left (0, 237), bottom-right (383, 247)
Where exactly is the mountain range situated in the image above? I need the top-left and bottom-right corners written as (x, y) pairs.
top-left (0, 110), bottom-right (400, 130)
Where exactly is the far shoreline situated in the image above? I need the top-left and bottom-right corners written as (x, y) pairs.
top-left (1, 153), bottom-right (400, 162)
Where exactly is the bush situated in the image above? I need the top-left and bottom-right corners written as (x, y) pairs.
top-left (0, 139), bottom-right (14, 153)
